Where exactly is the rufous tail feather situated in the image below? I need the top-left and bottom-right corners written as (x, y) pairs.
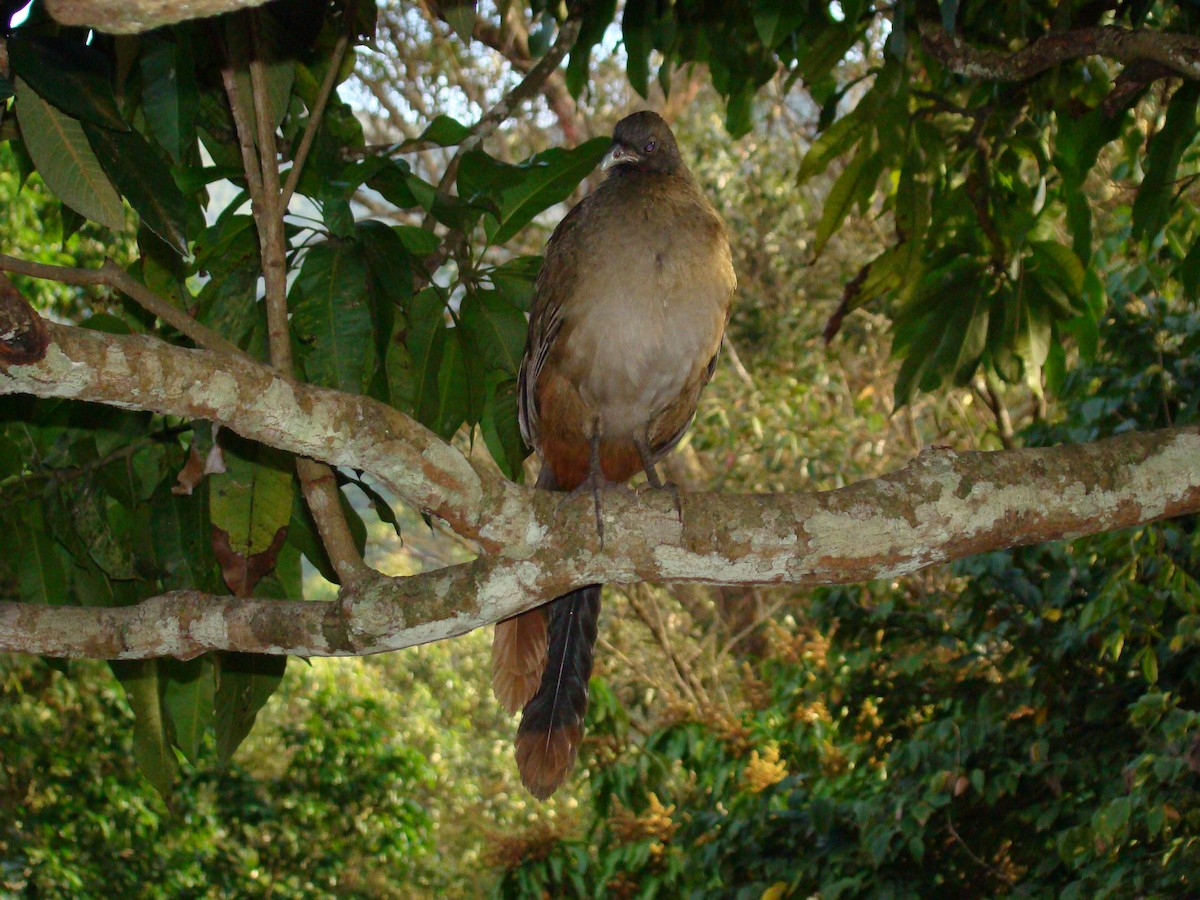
top-left (492, 609), bottom-right (549, 713)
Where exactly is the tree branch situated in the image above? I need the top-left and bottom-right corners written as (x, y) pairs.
top-left (1, 322), bottom-right (502, 545)
top-left (0, 253), bottom-right (244, 359)
top-left (919, 21), bottom-right (1200, 82)
top-left (1, 412), bottom-right (1198, 658)
top-left (5, 321), bottom-right (1200, 659)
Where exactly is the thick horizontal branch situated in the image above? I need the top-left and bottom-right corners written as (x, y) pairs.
top-left (2, 423), bottom-right (1199, 659)
top-left (920, 21), bottom-right (1200, 81)
top-left (46, 0), bottom-right (271, 33)
top-left (0, 322), bottom-right (510, 546)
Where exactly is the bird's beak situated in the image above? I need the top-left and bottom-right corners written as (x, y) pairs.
top-left (600, 144), bottom-right (638, 172)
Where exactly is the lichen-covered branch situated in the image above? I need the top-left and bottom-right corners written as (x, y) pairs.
top-left (0, 322), bottom-right (505, 544)
top-left (3, 320), bottom-right (1200, 661)
top-left (920, 21), bottom-right (1200, 81)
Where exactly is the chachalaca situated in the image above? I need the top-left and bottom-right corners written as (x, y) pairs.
top-left (492, 110), bottom-right (736, 798)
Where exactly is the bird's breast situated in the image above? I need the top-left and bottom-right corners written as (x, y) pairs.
top-left (555, 200), bottom-right (732, 439)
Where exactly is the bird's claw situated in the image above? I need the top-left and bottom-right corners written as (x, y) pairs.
top-left (637, 479), bottom-right (684, 522)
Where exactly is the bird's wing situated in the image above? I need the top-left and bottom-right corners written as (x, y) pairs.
top-left (517, 196), bottom-right (591, 451)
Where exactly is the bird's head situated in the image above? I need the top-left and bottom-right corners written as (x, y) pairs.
top-left (601, 111), bottom-right (684, 176)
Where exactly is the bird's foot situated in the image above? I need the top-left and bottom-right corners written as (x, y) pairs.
top-left (636, 479), bottom-right (684, 522)
top-left (555, 475), bottom-right (636, 548)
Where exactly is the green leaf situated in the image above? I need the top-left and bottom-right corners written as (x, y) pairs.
top-left (441, 0), bottom-right (477, 43)
top-left (16, 526), bottom-right (69, 605)
top-left (110, 660), bottom-right (179, 799)
top-left (471, 138), bottom-right (609, 246)
top-left (753, 0), bottom-right (806, 48)
top-left (623, 0), bottom-right (653, 98)
top-left (408, 114), bottom-right (471, 148)
top-left (1133, 81), bottom-right (1200, 240)
top-left (357, 219), bottom-right (412, 344)
top-left (459, 288), bottom-right (527, 377)
top-left (227, 17), bottom-right (295, 142)
top-left (394, 225), bottom-right (440, 256)
top-left (436, 327), bottom-right (473, 437)
top-left (195, 216), bottom-right (264, 350)
top-left (15, 77), bottom-right (125, 231)
top-left (812, 140), bottom-right (873, 259)
top-left (83, 122), bottom-right (192, 256)
top-left (214, 651), bottom-right (287, 765)
top-left (210, 439), bottom-right (295, 558)
top-left (481, 375), bottom-right (527, 480)
top-left (160, 656), bottom-right (216, 765)
top-left (291, 242), bottom-right (374, 393)
top-left (68, 484), bottom-right (138, 581)
top-left (140, 38), bottom-right (198, 163)
top-left (7, 35), bottom-right (128, 131)
top-left (407, 287), bottom-right (449, 432)
top-left (1029, 241), bottom-right (1085, 296)
top-left (1181, 238), bottom-right (1200, 300)
top-left (565, 0), bottom-right (618, 98)
top-left (150, 476), bottom-right (220, 593)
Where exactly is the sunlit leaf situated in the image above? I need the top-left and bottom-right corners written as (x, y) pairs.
top-left (15, 78), bottom-right (125, 231)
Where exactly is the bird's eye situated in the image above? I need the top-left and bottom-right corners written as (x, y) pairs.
top-left (644, 140), bottom-right (657, 153)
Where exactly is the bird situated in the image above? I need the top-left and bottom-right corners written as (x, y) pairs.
top-left (492, 110), bottom-right (736, 799)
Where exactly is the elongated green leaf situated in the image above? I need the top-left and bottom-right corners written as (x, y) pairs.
top-left (68, 484), bottom-right (137, 580)
top-left (407, 287), bottom-right (449, 431)
top-left (16, 526), bottom-right (69, 605)
top-left (812, 140), bottom-right (873, 259)
top-left (160, 657), bottom-right (216, 765)
top-left (150, 477), bottom-right (220, 592)
top-left (1182, 238), bottom-right (1200, 300)
top-left (623, 0), bottom-right (653, 97)
top-left (210, 439), bottom-right (294, 558)
top-left (215, 651), bottom-right (287, 765)
top-left (797, 108), bottom-right (864, 186)
top-left (110, 660), bottom-right (178, 798)
top-left (1133, 81), bottom-right (1200, 240)
top-left (436, 327), bottom-right (473, 437)
top-left (291, 242), bottom-right (374, 393)
top-left (8, 35), bottom-right (128, 130)
top-left (15, 78), bottom-right (124, 231)
top-left (140, 38), bottom-right (199, 164)
top-left (481, 374), bottom-right (527, 480)
top-left (83, 122), bottom-right (191, 255)
top-left (441, 0), bottom-right (477, 43)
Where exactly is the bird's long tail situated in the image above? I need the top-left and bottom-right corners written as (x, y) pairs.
top-left (513, 583), bottom-right (601, 798)
top-left (491, 465), bottom-right (602, 798)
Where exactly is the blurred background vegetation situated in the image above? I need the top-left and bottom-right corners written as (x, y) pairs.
top-left (2, 0), bottom-right (1200, 896)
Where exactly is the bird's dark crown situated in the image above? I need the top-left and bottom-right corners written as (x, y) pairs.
top-left (607, 111), bottom-right (684, 175)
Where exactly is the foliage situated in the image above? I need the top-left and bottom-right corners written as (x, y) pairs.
top-left (0, 655), bottom-right (435, 896)
top-left (3, 0), bottom-right (1200, 894)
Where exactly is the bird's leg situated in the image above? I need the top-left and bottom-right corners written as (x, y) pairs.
top-left (555, 417), bottom-right (624, 547)
top-left (633, 435), bottom-right (683, 522)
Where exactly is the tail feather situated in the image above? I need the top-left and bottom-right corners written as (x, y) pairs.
top-left (492, 609), bottom-right (549, 714)
top-left (514, 584), bottom-right (601, 799)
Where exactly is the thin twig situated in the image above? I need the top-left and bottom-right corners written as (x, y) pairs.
top-left (0, 253), bottom-right (244, 358)
top-left (433, 15), bottom-right (581, 198)
top-left (220, 10), bottom-right (372, 586)
top-left (281, 0), bottom-right (358, 208)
